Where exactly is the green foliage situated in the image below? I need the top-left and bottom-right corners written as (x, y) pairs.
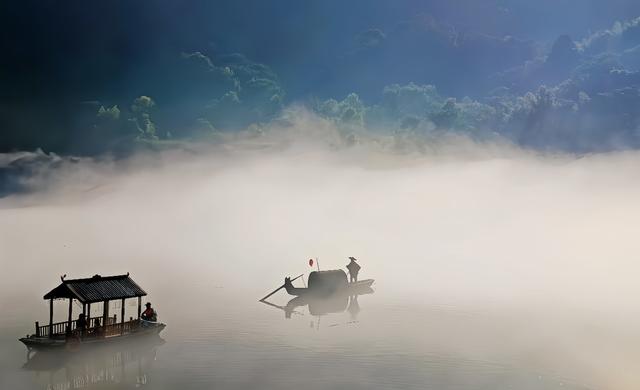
top-left (381, 83), bottom-right (443, 118)
top-left (430, 98), bottom-right (459, 128)
top-left (315, 84), bottom-right (497, 136)
top-left (315, 93), bottom-right (366, 128)
top-left (97, 105), bottom-right (121, 121)
top-left (130, 96), bottom-right (158, 140)
top-left (176, 52), bottom-right (286, 130)
top-left (131, 96), bottom-right (155, 113)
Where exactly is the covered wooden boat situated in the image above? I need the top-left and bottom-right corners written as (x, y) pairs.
top-left (284, 269), bottom-right (374, 297)
top-left (20, 273), bottom-right (166, 351)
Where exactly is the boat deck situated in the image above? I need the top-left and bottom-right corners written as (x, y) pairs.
top-left (21, 320), bottom-right (165, 350)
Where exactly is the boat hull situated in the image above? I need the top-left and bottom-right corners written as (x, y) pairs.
top-left (285, 279), bottom-right (374, 297)
top-left (19, 322), bottom-right (166, 351)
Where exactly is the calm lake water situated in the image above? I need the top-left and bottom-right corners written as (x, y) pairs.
top-left (1, 277), bottom-right (627, 390)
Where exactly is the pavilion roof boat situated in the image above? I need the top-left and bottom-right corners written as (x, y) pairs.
top-left (20, 273), bottom-right (165, 351)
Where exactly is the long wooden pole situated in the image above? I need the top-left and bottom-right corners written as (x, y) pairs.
top-left (48, 299), bottom-right (53, 338)
top-left (121, 298), bottom-right (125, 335)
top-left (259, 274), bottom-right (303, 302)
top-left (103, 300), bottom-right (109, 326)
top-left (67, 298), bottom-right (73, 332)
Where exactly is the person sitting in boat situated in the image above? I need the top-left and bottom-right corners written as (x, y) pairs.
top-left (346, 257), bottom-right (361, 283)
top-left (283, 277), bottom-right (294, 296)
top-left (141, 302), bottom-right (157, 322)
top-left (76, 313), bottom-right (87, 338)
top-left (92, 317), bottom-right (104, 337)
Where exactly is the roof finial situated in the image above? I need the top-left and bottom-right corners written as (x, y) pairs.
top-left (60, 274), bottom-right (67, 282)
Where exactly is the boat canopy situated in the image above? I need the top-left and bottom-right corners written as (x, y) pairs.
top-left (43, 274), bottom-right (147, 304)
top-left (308, 270), bottom-right (348, 295)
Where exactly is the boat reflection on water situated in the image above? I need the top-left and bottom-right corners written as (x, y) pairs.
top-left (23, 335), bottom-right (164, 389)
top-left (261, 286), bottom-right (374, 329)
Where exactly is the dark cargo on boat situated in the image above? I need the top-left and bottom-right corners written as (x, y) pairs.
top-left (308, 270), bottom-right (348, 295)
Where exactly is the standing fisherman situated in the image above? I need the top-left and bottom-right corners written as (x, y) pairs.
top-left (346, 256), bottom-right (361, 283)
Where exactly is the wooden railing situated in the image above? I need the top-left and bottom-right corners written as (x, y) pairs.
top-left (36, 315), bottom-right (120, 338)
top-left (102, 319), bottom-right (141, 337)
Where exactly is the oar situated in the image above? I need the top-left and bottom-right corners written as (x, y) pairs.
top-left (259, 274), bottom-right (303, 302)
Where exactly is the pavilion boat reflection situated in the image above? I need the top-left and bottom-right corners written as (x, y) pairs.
top-left (23, 334), bottom-right (165, 389)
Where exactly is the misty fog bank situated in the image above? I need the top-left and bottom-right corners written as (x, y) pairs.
top-left (2, 119), bottom-right (640, 312)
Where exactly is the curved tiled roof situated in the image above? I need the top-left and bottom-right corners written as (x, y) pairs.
top-left (43, 274), bottom-right (147, 303)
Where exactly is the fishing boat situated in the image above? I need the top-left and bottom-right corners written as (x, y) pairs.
top-left (260, 271), bottom-right (374, 330)
top-left (19, 273), bottom-right (166, 351)
top-left (283, 269), bottom-right (374, 297)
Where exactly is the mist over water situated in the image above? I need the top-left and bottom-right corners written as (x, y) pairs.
top-left (2, 117), bottom-right (640, 389)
